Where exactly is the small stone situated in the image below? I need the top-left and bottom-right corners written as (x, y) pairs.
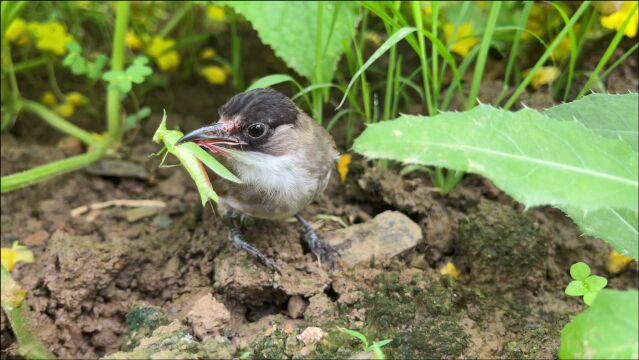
top-left (186, 294), bottom-right (231, 340)
top-left (23, 230), bottom-right (49, 246)
top-left (323, 211), bottom-right (422, 267)
top-left (125, 207), bottom-right (161, 222)
top-left (297, 327), bottom-right (324, 346)
top-left (287, 295), bottom-right (307, 319)
top-left (56, 136), bottom-right (83, 155)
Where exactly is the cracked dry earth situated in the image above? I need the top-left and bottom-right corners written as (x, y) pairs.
top-left (1, 125), bottom-right (638, 359)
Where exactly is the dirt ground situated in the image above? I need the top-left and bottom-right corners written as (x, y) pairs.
top-left (1, 27), bottom-right (638, 359)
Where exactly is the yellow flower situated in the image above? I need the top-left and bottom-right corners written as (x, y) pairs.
top-left (206, 5), bottom-right (226, 22)
top-left (55, 102), bottom-right (76, 117)
top-left (66, 92), bottom-right (88, 107)
top-left (606, 249), bottom-right (634, 274)
top-left (6, 18), bottom-right (28, 44)
top-left (41, 91), bottom-right (58, 107)
top-left (601, 1), bottom-right (638, 37)
top-left (156, 51), bottom-right (180, 71)
top-left (422, 2), bottom-right (433, 17)
top-left (199, 47), bottom-right (217, 60)
top-left (526, 66), bottom-right (560, 89)
top-left (364, 31), bottom-right (383, 46)
top-left (126, 31), bottom-right (142, 50)
top-left (76, 1), bottom-right (91, 9)
top-left (146, 36), bottom-right (180, 71)
top-left (552, 36), bottom-right (572, 60)
top-left (439, 261), bottom-right (460, 279)
top-left (337, 153), bottom-right (352, 183)
top-left (201, 65), bottom-right (228, 85)
top-left (1, 242), bottom-right (34, 271)
top-left (443, 22), bottom-right (479, 56)
top-left (146, 36), bottom-right (175, 58)
top-left (29, 21), bottom-right (73, 56)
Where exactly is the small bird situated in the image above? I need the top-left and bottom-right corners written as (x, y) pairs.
top-left (176, 88), bottom-right (339, 271)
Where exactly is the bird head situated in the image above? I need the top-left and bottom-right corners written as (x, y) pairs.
top-left (176, 88), bottom-right (301, 157)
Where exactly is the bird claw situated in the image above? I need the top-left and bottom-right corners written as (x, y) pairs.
top-left (295, 214), bottom-right (340, 269)
top-left (228, 227), bottom-right (280, 273)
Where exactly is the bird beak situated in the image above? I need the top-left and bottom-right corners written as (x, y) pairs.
top-left (176, 123), bottom-right (244, 150)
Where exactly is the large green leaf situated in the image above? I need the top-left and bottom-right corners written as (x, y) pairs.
top-left (559, 289), bottom-right (638, 359)
top-left (543, 93), bottom-right (639, 259)
top-left (220, 1), bottom-right (359, 82)
top-left (544, 93), bottom-right (638, 152)
top-left (562, 206), bottom-right (638, 259)
top-left (354, 105), bottom-right (638, 211)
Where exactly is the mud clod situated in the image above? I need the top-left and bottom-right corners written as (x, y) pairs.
top-left (303, 293), bottom-right (337, 323)
top-left (287, 295), bottom-right (308, 319)
top-left (456, 200), bottom-right (549, 290)
top-left (186, 294), bottom-right (231, 340)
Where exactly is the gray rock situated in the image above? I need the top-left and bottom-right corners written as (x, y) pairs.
top-left (324, 211), bottom-right (422, 267)
top-left (287, 295), bottom-right (307, 319)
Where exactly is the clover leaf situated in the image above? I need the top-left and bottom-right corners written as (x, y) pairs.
top-left (102, 56), bottom-right (153, 93)
top-left (565, 262), bottom-right (608, 306)
top-left (63, 41), bottom-right (88, 75)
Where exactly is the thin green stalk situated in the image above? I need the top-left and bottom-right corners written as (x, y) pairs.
top-left (504, 1), bottom-right (591, 109)
top-left (1, 143), bottom-right (106, 193)
top-left (353, 42), bottom-right (371, 122)
top-left (577, 2), bottom-right (638, 99)
top-left (600, 42), bottom-right (639, 79)
top-left (106, 1), bottom-right (130, 142)
top-left (430, 1), bottom-right (440, 108)
top-left (1, 266), bottom-right (55, 359)
top-left (20, 100), bottom-right (94, 145)
top-left (2, 40), bottom-right (20, 100)
top-left (562, 6), bottom-right (597, 101)
top-left (158, 2), bottom-right (194, 37)
top-left (382, 2), bottom-right (400, 121)
top-left (465, 1), bottom-right (501, 110)
top-left (46, 61), bottom-right (65, 100)
top-left (230, 14), bottom-right (244, 90)
top-left (312, 1), bottom-right (325, 123)
top-left (391, 55), bottom-right (403, 117)
top-left (411, 1), bottom-right (435, 115)
top-left (13, 56), bottom-right (49, 73)
top-left (496, 1), bottom-right (533, 105)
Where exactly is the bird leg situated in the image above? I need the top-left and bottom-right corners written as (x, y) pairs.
top-left (224, 213), bottom-right (280, 273)
top-left (295, 214), bottom-right (339, 268)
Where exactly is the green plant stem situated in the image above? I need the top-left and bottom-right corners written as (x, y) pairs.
top-left (577, 2), bottom-right (638, 99)
top-left (19, 100), bottom-right (94, 145)
top-left (106, 1), bottom-right (130, 142)
top-left (504, 1), bottom-right (590, 109)
top-left (158, 2), bottom-right (194, 37)
top-left (230, 14), bottom-right (244, 90)
top-left (0, 144), bottom-right (106, 193)
top-left (601, 42), bottom-right (639, 79)
top-left (496, 1), bottom-right (533, 105)
top-left (13, 56), bottom-right (49, 73)
top-left (465, 1), bottom-right (501, 110)
top-left (46, 61), bottom-right (65, 100)
top-left (2, 39), bottom-right (21, 100)
top-left (1, 266), bottom-right (56, 359)
top-left (430, 1), bottom-right (439, 108)
top-left (411, 1), bottom-right (435, 115)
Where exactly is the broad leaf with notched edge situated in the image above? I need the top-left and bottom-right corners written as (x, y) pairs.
top-left (559, 289), bottom-right (638, 359)
top-left (543, 93), bottom-right (639, 259)
top-left (354, 106), bottom-right (638, 210)
top-left (544, 93), bottom-right (638, 151)
top-left (353, 105), bottom-right (638, 257)
top-left (219, 1), bottom-right (359, 82)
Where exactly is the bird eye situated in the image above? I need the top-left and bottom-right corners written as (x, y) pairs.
top-left (246, 123), bottom-right (268, 139)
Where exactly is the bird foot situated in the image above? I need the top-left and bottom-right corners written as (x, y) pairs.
top-left (229, 227), bottom-right (280, 273)
top-left (295, 215), bottom-right (339, 268)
